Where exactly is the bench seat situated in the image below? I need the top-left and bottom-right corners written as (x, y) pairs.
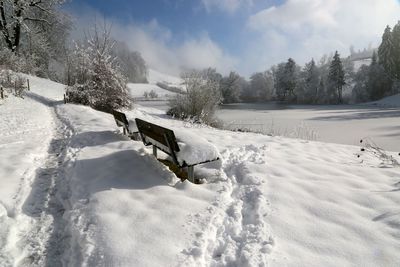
top-left (135, 118), bottom-right (220, 183)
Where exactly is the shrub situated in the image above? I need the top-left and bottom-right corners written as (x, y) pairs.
top-left (167, 68), bottom-right (221, 124)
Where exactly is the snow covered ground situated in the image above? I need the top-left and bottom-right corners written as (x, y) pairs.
top-left (1, 76), bottom-right (400, 266)
top-left (148, 69), bottom-right (183, 89)
top-left (128, 69), bottom-right (184, 100)
top-left (127, 83), bottom-right (177, 100)
top-left (217, 103), bottom-right (400, 152)
top-left (368, 93), bottom-right (400, 108)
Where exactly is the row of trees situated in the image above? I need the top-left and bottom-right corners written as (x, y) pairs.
top-left (196, 52), bottom-right (348, 105)
top-left (168, 22), bottom-right (400, 124)
top-left (215, 22), bottom-right (400, 105)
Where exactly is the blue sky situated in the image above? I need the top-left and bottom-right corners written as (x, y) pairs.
top-left (66, 0), bottom-right (400, 76)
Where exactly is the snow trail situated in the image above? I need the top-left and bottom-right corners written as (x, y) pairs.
top-left (1, 93), bottom-right (74, 266)
top-left (181, 145), bottom-right (274, 267)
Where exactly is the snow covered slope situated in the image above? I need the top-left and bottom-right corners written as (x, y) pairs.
top-left (368, 93), bottom-right (400, 108)
top-left (148, 68), bottom-right (183, 88)
top-left (127, 83), bottom-right (177, 99)
top-left (352, 58), bottom-right (371, 71)
top-left (1, 74), bottom-right (400, 266)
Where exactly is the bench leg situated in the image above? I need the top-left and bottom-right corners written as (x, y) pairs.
top-left (153, 145), bottom-right (157, 158)
top-left (188, 166), bottom-right (194, 183)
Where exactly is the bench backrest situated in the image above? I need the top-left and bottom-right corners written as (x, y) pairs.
top-left (135, 118), bottom-right (180, 157)
top-left (112, 110), bottom-right (129, 129)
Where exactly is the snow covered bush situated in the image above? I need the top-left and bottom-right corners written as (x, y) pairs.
top-left (66, 84), bottom-right (90, 105)
top-left (167, 68), bottom-right (222, 125)
top-left (67, 25), bottom-right (131, 112)
top-left (0, 69), bottom-right (25, 95)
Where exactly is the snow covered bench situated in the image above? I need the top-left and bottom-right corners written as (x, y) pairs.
top-left (135, 118), bottom-right (220, 183)
top-left (111, 110), bottom-right (139, 140)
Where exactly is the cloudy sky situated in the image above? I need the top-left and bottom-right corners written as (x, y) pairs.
top-left (66, 0), bottom-right (400, 76)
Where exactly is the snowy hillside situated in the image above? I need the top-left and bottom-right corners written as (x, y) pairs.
top-left (0, 75), bottom-right (400, 266)
top-left (128, 69), bottom-right (183, 100)
top-left (352, 58), bottom-right (372, 71)
top-left (127, 83), bottom-right (177, 100)
top-left (368, 93), bottom-right (400, 108)
top-left (148, 69), bottom-right (183, 88)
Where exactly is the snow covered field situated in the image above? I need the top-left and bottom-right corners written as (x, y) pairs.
top-left (127, 83), bottom-right (177, 100)
top-left (1, 76), bottom-right (400, 266)
top-left (218, 102), bottom-right (400, 152)
top-left (128, 69), bottom-right (183, 100)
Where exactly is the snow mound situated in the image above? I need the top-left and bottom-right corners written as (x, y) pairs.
top-left (368, 93), bottom-right (400, 108)
top-left (175, 130), bottom-right (220, 166)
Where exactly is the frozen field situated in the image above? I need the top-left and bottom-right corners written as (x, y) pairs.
top-left (218, 103), bottom-right (400, 152)
top-left (138, 101), bottom-right (400, 152)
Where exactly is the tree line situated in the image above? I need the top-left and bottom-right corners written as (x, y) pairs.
top-left (217, 22), bottom-right (400, 105)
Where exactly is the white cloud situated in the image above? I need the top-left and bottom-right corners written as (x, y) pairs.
top-left (201, 0), bottom-right (254, 14)
top-left (70, 7), bottom-right (237, 76)
top-left (245, 0), bottom-right (400, 70)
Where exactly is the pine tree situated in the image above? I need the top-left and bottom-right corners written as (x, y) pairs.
top-left (283, 58), bottom-right (297, 100)
top-left (378, 25), bottom-right (395, 79)
top-left (367, 51), bottom-right (392, 100)
top-left (327, 51), bottom-right (345, 104)
top-left (391, 21), bottom-right (400, 79)
top-left (303, 59), bottom-right (320, 103)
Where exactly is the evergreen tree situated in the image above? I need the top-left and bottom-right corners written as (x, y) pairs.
top-left (367, 51), bottom-right (392, 100)
top-left (273, 62), bottom-right (287, 101)
top-left (303, 59), bottom-right (320, 103)
top-left (327, 51), bottom-right (345, 104)
top-left (283, 58), bottom-right (297, 100)
top-left (378, 25), bottom-right (395, 79)
top-left (391, 21), bottom-right (400, 79)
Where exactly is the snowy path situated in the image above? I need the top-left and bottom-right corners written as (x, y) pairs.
top-left (11, 98), bottom-right (74, 266)
top-left (0, 86), bottom-right (73, 266)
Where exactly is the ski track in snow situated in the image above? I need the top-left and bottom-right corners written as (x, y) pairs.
top-left (181, 145), bottom-right (274, 267)
top-left (1, 93), bottom-right (74, 266)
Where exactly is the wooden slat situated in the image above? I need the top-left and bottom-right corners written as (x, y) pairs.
top-left (112, 110), bottom-right (129, 128)
top-left (135, 118), bottom-right (180, 152)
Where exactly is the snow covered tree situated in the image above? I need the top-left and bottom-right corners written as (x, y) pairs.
top-left (300, 59), bottom-right (320, 103)
top-left (0, 0), bottom-right (69, 76)
top-left (249, 71), bottom-right (274, 101)
top-left (111, 41), bottom-right (148, 83)
top-left (272, 62), bottom-right (286, 101)
top-left (366, 52), bottom-right (392, 100)
top-left (0, 0), bottom-right (64, 52)
top-left (327, 51), bottom-right (345, 104)
top-left (67, 24), bottom-right (131, 112)
top-left (167, 68), bottom-right (222, 124)
top-left (283, 58), bottom-right (297, 100)
top-left (391, 21), bottom-right (400, 80)
top-left (352, 65), bottom-right (370, 103)
top-left (378, 25), bottom-right (396, 79)
top-left (219, 71), bottom-right (242, 103)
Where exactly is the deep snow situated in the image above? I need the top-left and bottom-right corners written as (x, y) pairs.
top-left (0, 75), bottom-right (400, 267)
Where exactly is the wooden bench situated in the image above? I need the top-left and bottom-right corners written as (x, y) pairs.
top-left (135, 118), bottom-right (219, 183)
top-left (112, 110), bottom-right (139, 140)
